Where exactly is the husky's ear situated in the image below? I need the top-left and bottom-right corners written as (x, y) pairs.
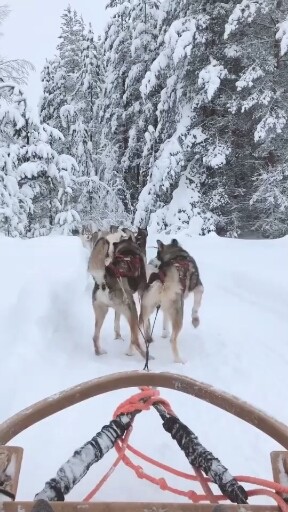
top-left (171, 238), bottom-right (179, 246)
top-left (156, 240), bottom-right (164, 251)
top-left (122, 228), bottom-right (134, 239)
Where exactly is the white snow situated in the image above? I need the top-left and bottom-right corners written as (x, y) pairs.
top-left (198, 58), bottom-right (227, 101)
top-left (276, 17), bottom-right (288, 57)
top-left (224, 0), bottom-right (268, 39)
top-left (236, 66), bottom-right (264, 91)
top-left (254, 110), bottom-right (287, 142)
top-left (0, 232), bottom-right (288, 504)
top-left (202, 144), bottom-right (231, 169)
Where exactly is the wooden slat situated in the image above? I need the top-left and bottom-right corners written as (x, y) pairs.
top-left (0, 446), bottom-right (23, 500)
top-left (0, 503), bottom-right (280, 512)
top-left (1, 372), bottom-right (288, 451)
top-left (271, 451), bottom-right (288, 501)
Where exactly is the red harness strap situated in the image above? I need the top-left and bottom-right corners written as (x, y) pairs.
top-left (152, 258), bottom-right (191, 292)
top-left (107, 254), bottom-right (143, 279)
top-left (173, 259), bottom-right (191, 291)
top-left (147, 271), bottom-right (165, 287)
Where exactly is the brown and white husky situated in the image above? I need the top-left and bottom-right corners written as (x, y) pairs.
top-left (139, 239), bottom-right (204, 364)
top-left (88, 235), bottom-right (148, 359)
top-left (80, 224), bottom-right (149, 344)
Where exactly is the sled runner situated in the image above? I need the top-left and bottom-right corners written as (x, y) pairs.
top-left (1, 371), bottom-right (288, 511)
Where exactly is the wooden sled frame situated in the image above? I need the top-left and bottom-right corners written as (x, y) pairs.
top-left (1, 371), bottom-right (288, 511)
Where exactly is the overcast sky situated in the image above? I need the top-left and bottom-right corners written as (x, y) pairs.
top-left (2, 0), bottom-right (109, 115)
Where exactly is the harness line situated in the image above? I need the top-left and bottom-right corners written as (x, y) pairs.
top-left (142, 305), bottom-right (160, 371)
top-left (81, 388), bottom-right (288, 512)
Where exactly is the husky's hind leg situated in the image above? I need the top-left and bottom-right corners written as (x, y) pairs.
top-left (161, 312), bottom-right (169, 338)
top-left (92, 302), bottom-right (108, 355)
top-left (139, 282), bottom-right (161, 344)
top-left (192, 283), bottom-right (204, 328)
top-left (168, 295), bottom-right (184, 364)
top-left (114, 310), bottom-right (122, 339)
top-left (119, 297), bottom-right (147, 359)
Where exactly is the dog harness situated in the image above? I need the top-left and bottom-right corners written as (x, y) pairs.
top-left (107, 253), bottom-right (143, 279)
top-left (148, 257), bottom-right (192, 292)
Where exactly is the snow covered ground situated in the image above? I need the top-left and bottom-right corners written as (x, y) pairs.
top-left (0, 231), bottom-right (287, 503)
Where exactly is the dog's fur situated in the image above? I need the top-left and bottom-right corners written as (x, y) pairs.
top-left (88, 235), bottom-right (148, 359)
top-left (145, 255), bottom-right (169, 339)
top-left (80, 224), bottom-right (149, 344)
top-left (84, 225), bottom-right (133, 341)
top-left (112, 227), bottom-right (148, 341)
top-left (139, 238), bottom-right (204, 364)
top-left (78, 225), bottom-right (97, 251)
top-left (78, 224), bottom-right (148, 256)
top-left (105, 230), bottom-right (128, 263)
top-left (117, 227), bottom-right (148, 259)
top-left (122, 227), bottom-right (136, 242)
top-left (109, 226), bottom-right (148, 341)
top-left (78, 224), bottom-right (128, 254)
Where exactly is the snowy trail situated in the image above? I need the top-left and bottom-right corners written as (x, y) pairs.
top-left (0, 232), bottom-right (287, 503)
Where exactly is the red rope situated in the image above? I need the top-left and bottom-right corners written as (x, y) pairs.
top-left (82, 387), bottom-right (288, 512)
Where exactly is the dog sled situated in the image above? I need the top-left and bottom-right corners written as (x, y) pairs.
top-left (1, 371), bottom-right (288, 512)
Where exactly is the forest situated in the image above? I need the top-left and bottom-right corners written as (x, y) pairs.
top-left (0, 0), bottom-right (288, 239)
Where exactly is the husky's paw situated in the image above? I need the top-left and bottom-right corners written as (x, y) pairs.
top-left (192, 316), bottom-right (200, 328)
top-left (161, 330), bottom-right (169, 339)
top-left (114, 332), bottom-right (123, 340)
top-left (174, 356), bottom-right (187, 364)
top-left (95, 348), bottom-right (107, 356)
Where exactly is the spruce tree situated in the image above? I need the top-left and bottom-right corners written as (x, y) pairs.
top-left (100, 0), bottom-right (132, 211)
top-left (122, 0), bottom-right (160, 209)
top-left (136, 0), bottom-right (288, 237)
top-left (57, 4), bottom-right (85, 97)
top-left (224, 0), bottom-right (288, 237)
top-left (1, 84), bottom-right (79, 237)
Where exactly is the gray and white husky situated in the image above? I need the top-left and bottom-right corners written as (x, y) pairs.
top-left (139, 239), bottom-right (204, 364)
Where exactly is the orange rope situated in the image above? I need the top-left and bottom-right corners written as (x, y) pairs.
top-left (83, 387), bottom-right (165, 502)
top-left (82, 426), bottom-right (133, 502)
top-left (83, 387), bottom-right (288, 512)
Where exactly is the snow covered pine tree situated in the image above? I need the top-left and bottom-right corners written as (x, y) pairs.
top-left (0, 5), bottom-right (33, 236)
top-left (223, 0), bottom-right (288, 238)
top-left (135, 0), bottom-right (288, 238)
top-left (1, 83), bottom-right (80, 236)
top-left (40, 6), bottom-right (122, 229)
top-left (100, 0), bottom-right (133, 214)
top-left (121, 0), bottom-right (160, 209)
top-left (135, 0), bottom-right (230, 235)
